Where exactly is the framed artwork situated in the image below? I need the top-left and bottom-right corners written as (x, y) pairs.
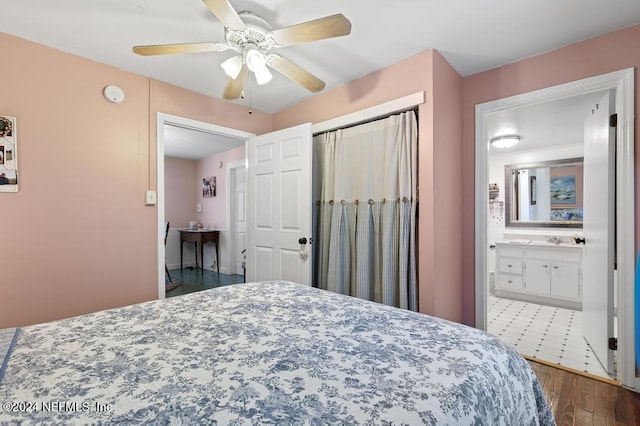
top-left (550, 175), bottom-right (576, 204)
top-left (202, 176), bottom-right (216, 198)
top-left (0, 115), bottom-right (18, 192)
top-left (529, 175), bottom-right (536, 205)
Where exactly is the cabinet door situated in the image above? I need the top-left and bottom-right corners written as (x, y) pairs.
top-left (550, 262), bottom-right (580, 300)
top-left (524, 260), bottom-right (551, 295)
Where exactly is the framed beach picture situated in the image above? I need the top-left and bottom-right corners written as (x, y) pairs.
top-left (550, 175), bottom-right (576, 204)
top-left (0, 115), bottom-right (18, 192)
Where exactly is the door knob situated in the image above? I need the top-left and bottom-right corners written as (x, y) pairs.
top-left (298, 237), bottom-right (307, 245)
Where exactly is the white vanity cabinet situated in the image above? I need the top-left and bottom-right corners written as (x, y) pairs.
top-left (494, 242), bottom-right (583, 309)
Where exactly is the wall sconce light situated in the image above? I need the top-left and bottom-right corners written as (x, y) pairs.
top-left (490, 135), bottom-right (520, 148)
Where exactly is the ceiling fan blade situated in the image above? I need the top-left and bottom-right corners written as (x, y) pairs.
top-left (223, 64), bottom-right (249, 100)
top-left (202, 0), bottom-right (245, 31)
top-left (270, 14), bottom-right (351, 47)
top-left (267, 54), bottom-right (325, 93)
top-left (133, 42), bottom-right (228, 56)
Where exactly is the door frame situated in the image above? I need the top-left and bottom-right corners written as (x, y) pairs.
top-left (474, 68), bottom-right (635, 389)
top-left (156, 112), bottom-right (254, 299)
top-left (225, 159), bottom-right (247, 275)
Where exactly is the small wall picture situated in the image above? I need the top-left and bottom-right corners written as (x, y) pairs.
top-left (202, 176), bottom-right (216, 198)
top-left (550, 175), bottom-right (576, 204)
top-left (529, 175), bottom-right (536, 205)
top-left (0, 169), bottom-right (17, 185)
top-left (0, 116), bottom-right (13, 137)
top-left (0, 115), bottom-right (18, 193)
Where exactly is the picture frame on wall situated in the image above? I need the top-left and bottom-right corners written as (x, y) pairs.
top-left (0, 115), bottom-right (18, 192)
top-left (550, 175), bottom-right (576, 204)
top-left (202, 176), bottom-right (216, 198)
top-left (529, 175), bottom-right (536, 205)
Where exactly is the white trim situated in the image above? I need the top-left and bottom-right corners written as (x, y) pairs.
top-left (615, 70), bottom-right (637, 391)
top-left (225, 159), bottom-right (246, 276)
top-left (312, 91), bottom-right (424, 134)
top-left (474, 68), bottom-right (635, 390)
top-left (156, 112), bottom-right (254, 300)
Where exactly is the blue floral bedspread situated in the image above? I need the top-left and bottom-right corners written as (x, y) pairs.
top-left (0, 281), bottom-right (554, 424)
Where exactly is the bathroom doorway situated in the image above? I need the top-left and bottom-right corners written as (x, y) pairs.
top-left (474, 69), bottom-right (635, 387)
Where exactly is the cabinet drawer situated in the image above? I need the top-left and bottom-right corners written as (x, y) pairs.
top-left (525, 247), bottom-right (581, 262)
top-left (498, 274), bottom-right (523, 291)
top-left (496, 245), bottom-right (523, 257)
top-left (499, 258), bottom-right (522, 274)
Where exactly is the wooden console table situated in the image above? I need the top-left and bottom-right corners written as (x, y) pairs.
top-left (179, 229), bottom-right (220, 274)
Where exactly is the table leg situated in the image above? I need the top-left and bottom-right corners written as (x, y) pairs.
top-left (194, 242), bottom-right (198, 270)
top-left (180, 240), bottom-right (184, 270)
top-left (200, 241), bottom-right (204, 275)
top-left (215, 243), bottom-right (219, 274)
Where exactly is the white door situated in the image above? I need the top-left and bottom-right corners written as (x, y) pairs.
top-left (582, 90), bottom-right (615, 375)
top-left (246, 123), bottom-right (312, 285)
top-left (234, 167), bottom-right (246, 275)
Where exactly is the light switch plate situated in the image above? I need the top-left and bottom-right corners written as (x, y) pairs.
top-left (145, 190), bottom-right (157, 205)
top-left (196, 203), bottom-right (203, 213)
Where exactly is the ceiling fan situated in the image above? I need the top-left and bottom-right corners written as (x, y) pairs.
top-left (133, 0), bottom-right (352, 100)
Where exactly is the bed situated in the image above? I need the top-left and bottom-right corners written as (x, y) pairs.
top-left (0, 281), bottom-right (554, 424)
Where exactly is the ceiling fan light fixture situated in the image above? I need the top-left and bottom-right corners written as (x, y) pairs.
top-left (245, 47), bottom-right (266, 73)
top-left (221, 55), bottom-right (243, 79)
top-left (254, 66), bottom-right (273, 85)
top-left (490, 135), bottom-right (520, 148)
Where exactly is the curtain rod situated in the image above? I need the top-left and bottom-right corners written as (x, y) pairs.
top-left (312, 91), bottom-right (424, 135)
top-left (313, 107), bottom-right (419, 136)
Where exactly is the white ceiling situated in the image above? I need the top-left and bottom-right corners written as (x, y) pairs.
top-left (2, 0), bottom-right (640, 114)
top-left (487, 91), bottom-right (607, 154)
top-left (163, 124), bottom-right (245, 160)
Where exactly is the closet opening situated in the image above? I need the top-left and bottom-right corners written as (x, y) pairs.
top-left (311, 108), bottom-right (419, 311)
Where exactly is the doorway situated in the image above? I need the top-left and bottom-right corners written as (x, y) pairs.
top-left (474, 69), bottom-right (636, 389)
top-left (226, 160), bottom-right (246, 278)
top-left (156, 113), bottom-right (254, 299)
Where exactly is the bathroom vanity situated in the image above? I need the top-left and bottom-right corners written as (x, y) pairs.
top-left (494, 241), bottom-right (583, 309)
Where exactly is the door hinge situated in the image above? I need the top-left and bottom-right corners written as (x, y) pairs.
top-left (608, 337), bottom-right (618, 351)
top-left (609, 113), bottom-right (618, 128)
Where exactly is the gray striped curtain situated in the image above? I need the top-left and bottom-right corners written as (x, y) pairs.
top-left (313, 111), bottom-right (417, 311)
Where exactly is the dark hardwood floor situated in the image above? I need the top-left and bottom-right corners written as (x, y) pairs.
top-left (528, 360), bottom-right (640, 425)
top-left (165, 268), bottom-right (244, 297)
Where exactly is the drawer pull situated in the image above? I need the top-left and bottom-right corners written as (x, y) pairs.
top-left (508, 264), bottom-right (512, 268)
top-left (543, 264), bottom-right (549, 268)
top-left (553, 265), bottom-right (559, 269)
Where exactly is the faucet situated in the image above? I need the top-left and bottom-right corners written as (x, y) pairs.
top-left (546, 236), bottom-right (562, 244)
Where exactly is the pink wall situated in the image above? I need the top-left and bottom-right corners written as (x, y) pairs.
top-left (461, 24), bottom-right (640, 325)
top-left (197, 146), bottom-right (246, 230)
top-left (273, 50), bottom-right (464, 322)
top-left (0, 33), bottom-right (272, 328)
top-left (164, 157), bottom-right (198, 229)
top-left (431, 53), bottom-right (464, 320)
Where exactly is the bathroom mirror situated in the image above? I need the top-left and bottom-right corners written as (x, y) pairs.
top-left (504, 157), bottom-right (583, 228)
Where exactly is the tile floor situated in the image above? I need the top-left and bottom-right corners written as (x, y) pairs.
top-left (487, 295), bottom-right (617, 380)
top-left (165, 267), bottom-right (244, 298)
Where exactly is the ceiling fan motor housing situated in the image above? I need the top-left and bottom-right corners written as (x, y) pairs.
top-left (225, 11), bottom-right (273, 53)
